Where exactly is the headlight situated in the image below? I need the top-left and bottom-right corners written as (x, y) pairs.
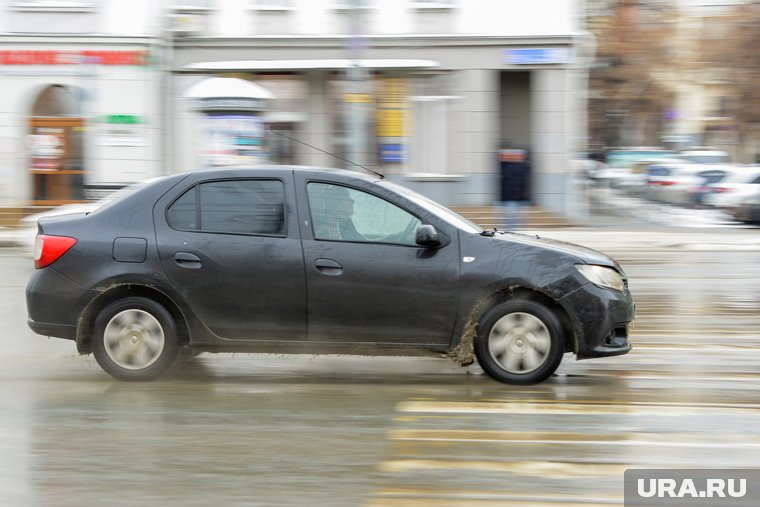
top-left (575, 264), bottom-right (626, 292)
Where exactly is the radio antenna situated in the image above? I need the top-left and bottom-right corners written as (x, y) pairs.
top-left (269, 129), bottom-right (384, 179)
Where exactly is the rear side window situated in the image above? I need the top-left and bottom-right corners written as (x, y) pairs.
top-left (648, 166), bottom-right (671, 177)
top-left (167, 179), bottom-right (285, 236)
top-left (697, 170), bottom-right (727, 184)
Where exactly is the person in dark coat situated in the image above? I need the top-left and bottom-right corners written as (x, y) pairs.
top-left (499, 148), bottom-right (531, 230)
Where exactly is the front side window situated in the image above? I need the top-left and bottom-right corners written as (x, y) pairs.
top-left (167, 179), bottom-right (285, 236)
top-left (307, 183), bottom-right (421, 245)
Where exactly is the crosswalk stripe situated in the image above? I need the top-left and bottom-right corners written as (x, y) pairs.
top-left (377, 459), bottom-right (628, 477)
top-left (387, 429), bottom-right (760, 447)
top-left (395, 400), bottom-right (760, 416)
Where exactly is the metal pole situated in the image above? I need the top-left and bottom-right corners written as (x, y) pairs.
top-left (347, 0), bottom-right (367, 168)
top-left (160, 0), bottom-right (174, 176)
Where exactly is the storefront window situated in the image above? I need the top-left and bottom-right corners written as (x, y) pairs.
top-left (28, 84), bottom-right (86, 204)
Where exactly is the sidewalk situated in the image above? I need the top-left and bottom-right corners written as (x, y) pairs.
top-left (519, 228), bottom-right (760, 253)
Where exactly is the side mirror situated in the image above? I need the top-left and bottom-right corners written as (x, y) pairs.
top-left (415, 224), bottom-right (441, 248)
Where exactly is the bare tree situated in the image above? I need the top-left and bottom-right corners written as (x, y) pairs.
top-left (588, 0), bottom-right (677, 149)
top-left (698, 1), bottom-right (760, 160)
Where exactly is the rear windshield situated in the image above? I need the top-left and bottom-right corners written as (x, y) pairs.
top-left (92, 177), bottom-right (168, 214)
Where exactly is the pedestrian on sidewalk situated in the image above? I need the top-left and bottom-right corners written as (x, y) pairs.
top-left (499, 148), bottom-right (531, 231)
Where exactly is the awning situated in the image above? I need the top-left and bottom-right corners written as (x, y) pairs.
top-left (184, 77), bottom-right (276, 100)
top-left (184, 59), bottom-right (440, 72)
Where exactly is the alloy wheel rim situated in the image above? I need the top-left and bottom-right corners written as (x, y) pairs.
top-left (488, 312), bottom-right (551, 374)
top-left (103, 309), bottom-right (165, 370)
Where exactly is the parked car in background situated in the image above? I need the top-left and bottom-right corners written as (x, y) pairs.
top-left (703, 167), bottom-right (760, 210)
top-left (26, 166), bottom-right (635, 385)
top-left (679, 148), bottom-right (730, 165)
top-left (618, 158), bottom-right (686, 196)
top-left (592, 147), bottom-right (676, 188)
top-left (646, 165), bottom-right (736, 206)
top-left (643, 163), bottom-right (689, 202)
top-left (732, 195), bottom-right (760, 224)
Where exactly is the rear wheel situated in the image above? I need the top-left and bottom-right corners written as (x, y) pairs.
top-left (475, 299), bottom-right (565, 385)
top-left (92, 297), bottom-right (179, 381)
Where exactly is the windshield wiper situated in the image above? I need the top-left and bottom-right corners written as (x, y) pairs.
top-left (480, 229), bottom-right (497, 237)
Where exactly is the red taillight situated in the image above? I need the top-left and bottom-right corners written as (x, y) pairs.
top-left (34, 234), bottom-right (77, 269)
top-left (713, 187), bottom-right (730, 193)
top-left (660, 181), bottom-right (676, 186)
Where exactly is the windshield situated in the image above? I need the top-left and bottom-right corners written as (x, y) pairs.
top-left (378, 180), bottom-right (484, 234)
top-left (607, 150), bottom-right (675, 168)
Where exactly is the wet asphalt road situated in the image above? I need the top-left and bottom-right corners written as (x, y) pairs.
top-left (1, 243), bottom-right (759, 507)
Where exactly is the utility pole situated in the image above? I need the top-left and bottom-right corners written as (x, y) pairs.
top-left (346, 0), bottom-right (367, 168)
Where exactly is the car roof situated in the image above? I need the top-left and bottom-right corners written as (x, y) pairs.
top-left (183, 165), bottom-right (381, 182)
top-left (720, 166), bottom-right (760, 183)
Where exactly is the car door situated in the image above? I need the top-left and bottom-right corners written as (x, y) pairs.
top-left (297, 177), bottom-right (461, 346)
top-left (154, 172), bottom-right (307, 341)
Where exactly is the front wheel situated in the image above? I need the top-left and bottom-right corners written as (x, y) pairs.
top-left (475, 299), bottom-right (565, 385)
top-left (92, 297), bottom-right (179, 381)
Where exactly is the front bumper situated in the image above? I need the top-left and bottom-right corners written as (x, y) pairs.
top-left (559, 281), bottom-right (635, 360)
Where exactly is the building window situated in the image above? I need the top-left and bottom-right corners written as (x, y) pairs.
top-left (12, 0), bottom-right (96, 12)
top-left (332, 0), bottom-right (373, 10)
top-left (412, 0), bottom-right (456, 10)
top-left (251, 0), bottom-right (292, 10)
top-left (250, 0), bottom-right (293, 33)
top-left (586, 0), bottom-right (613, 18)
top-left (413, 0), bottom-right (455, 32)
top-left (171, 0), bottom-right (215, 10)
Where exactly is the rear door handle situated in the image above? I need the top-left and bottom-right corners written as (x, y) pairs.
top-left (174, 252), bottom-right (202, 269)
top-left (314, 258), bottom-right (343, 276)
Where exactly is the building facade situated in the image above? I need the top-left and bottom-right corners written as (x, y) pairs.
top-left (0, 0), bottom-right (165, 205)
top-left (0, 0), bottom-right (590, 219)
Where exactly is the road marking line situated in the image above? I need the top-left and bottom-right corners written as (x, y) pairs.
top-left (387, 429), bottom-right (760, 448)
top-left (365, 498), bottom-right (620, 507)
top-left (365, 500), bottom-right (621, 507)
top-left (377, 459), bottom-right (627, 477)
top-left (395, 400), bottom-right (760, 416)
top-left (565, 371), bottom-right (760, 381)
top-left (371, 487), bottom-right (621, 502)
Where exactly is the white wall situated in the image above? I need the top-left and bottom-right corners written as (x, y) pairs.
top-left (204, 0), bottom-right (578, 37)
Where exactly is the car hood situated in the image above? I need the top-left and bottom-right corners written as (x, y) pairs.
top-left (494, 232), bottom-right (623, 272)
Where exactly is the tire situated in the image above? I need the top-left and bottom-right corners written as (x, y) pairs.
top-left (475, 299), bottom-right (565, 385)
top-left (92, 297), bottom-right (179, 381)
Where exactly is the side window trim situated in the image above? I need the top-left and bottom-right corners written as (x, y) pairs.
top-left (166, 177), bottom-right (288, 237)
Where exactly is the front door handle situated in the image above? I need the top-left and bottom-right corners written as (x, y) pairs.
top-left (315, 258), bottom-right (343, 276)
top-left (174, 252), bottom-right (202, 269)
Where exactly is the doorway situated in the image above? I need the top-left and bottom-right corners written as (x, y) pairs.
top-left (28, 85), bottom-right (86, 205)
top-left (499, 71), bottom-right (532, 150)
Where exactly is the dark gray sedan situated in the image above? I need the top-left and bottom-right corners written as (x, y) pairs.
top-left (26, 167), bottom-right (634, 384)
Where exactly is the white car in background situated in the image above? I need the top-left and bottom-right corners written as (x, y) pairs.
top-left (679, 149), bottom-right (731, 165)
top-left (647, 165), bottom-right (738, 206)
top-left (703, 167), bottom-right (760, 210)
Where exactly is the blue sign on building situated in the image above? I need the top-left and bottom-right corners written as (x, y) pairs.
top-left (379, 143), bottom-right (405, 163)
top-left (505, 48), bottom-right (573, 65)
